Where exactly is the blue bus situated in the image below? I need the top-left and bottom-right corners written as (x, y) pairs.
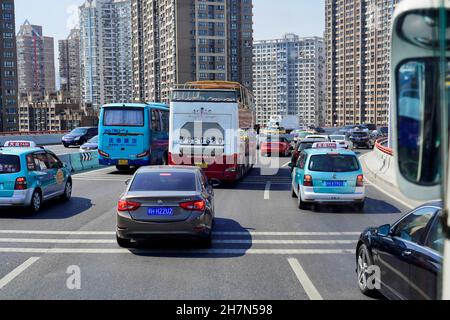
top-left (98, 103), bottom-right (170, 171)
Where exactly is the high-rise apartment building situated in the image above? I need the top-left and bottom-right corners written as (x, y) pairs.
top-left (253, 34), bottom-right (325, 127)
top-left (59, 29), bottom-right (81, 101)
top-left (16, 21), bottom-right (56, 97)
top-left (131, 0), bottom-right (253, 103)
top-left (79, 0), bottom-right (133, 109)
top-left (0, 0), bottom-right (19, 132)
top-left (325, 0), bottom-right (399, 127)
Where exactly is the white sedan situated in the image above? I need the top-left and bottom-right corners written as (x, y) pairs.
top-left (329, 135), bottom-right (354, 150)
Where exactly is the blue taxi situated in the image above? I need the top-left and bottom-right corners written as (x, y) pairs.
top-left (0, 141), bottom-right (72, 212)
top-left (291, 142), bottom-right (365, 211)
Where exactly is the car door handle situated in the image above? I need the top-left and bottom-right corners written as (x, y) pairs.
top-left (401, 250), bottom-right (412, 257)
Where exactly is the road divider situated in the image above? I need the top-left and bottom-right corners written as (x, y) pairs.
top-left (57, 150), bottom-right (104, 174)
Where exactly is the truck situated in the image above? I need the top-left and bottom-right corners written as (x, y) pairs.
top-left (264, 115), bottom-right (301, 133)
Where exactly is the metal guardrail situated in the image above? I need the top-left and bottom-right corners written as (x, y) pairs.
top-left (375, 138), bottom-right (393, 156)
top-left (0, 130), bottom-right (69, 136)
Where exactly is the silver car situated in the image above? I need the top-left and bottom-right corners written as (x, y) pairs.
top-left (116, 166), bottom-right (215, 248)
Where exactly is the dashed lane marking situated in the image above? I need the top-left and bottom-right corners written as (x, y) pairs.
top-left (264, 182), bottom-right (272, 200)
top-left (0, 257), bottom-right (40, 290)
top-left (288, 258), bottom-right (323, 300)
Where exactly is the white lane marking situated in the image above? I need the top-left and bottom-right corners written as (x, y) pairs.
top-left (0, 238), bottom-right (357, 245)
top-left (0, 257), bottom-right (40, 290)
top-left (264, 182), bottom-right (271, 200)
top-left (73, 167), bottom-right (117, 176)
top-left (288, 258), bottom-right (323, 300)
top-left (282, 162), bottom-right (291, 168)
top-left (364, 176), bottom-right (414, 210)
top-left (0, 230), bottom-right (361, 236)
top-left (0, 248), bottom-right (355, 255)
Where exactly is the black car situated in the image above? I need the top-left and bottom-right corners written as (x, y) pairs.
top-left (378, 126), bottom-right (389, 137)
top-left (290, 138), bottom-right (328, 171)
top-left (62, 127), bottom-right (98, 148)
top-left (315, 127), bottom-right (326, 134)
top-left (356, 202), bottom-right (444, 300)
top-left (349, 130), bottom-right (375, 149)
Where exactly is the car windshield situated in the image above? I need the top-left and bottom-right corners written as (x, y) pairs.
top-left (309, 155), bottom-right (360, 173)
top-left (352, 132), bottom-right (368, 136)
top-left (130, 172), bottom-right (197, 192)
top-left (70, 128), bottom-right (87, 135)
top-left (0, 155), bottom-right (21, 174)
top-left (88, 136), bottom-right (99, 143)
top-left (298, 142), bottom-right (315, 151)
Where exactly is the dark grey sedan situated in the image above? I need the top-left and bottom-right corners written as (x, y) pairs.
top-left (116, 166), bottom-right (215, 248)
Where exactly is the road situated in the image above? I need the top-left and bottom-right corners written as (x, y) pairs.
top-left (0, 151), bottom-right (411, 300)
top-left (45, 144), bottom-right (83, 155)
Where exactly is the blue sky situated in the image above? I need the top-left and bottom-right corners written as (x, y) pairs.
top-left (15, 0), bottom-right (325, 41)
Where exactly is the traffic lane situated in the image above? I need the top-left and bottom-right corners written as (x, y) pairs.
top-left (0, 253), bottom-right (311, 300)
top-left (0, 169), bottom-right (132, 232)
top-left (45, 144), bottom-right (82, 155)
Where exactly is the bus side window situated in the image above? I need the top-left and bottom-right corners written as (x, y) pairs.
top-left (161, 110), bottom-right (169, 132)
top-left (151, 109), bottom-right (161, 132)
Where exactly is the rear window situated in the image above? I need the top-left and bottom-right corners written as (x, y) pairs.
top-left (0, 155), bottom-right (21, 174)
top-left (309, 155), bottom-right (360, 173)
top-left (104, 108), bottom-right (144, 127)
top-left (298, 143), bottom-right (314, 152)
top-left (130, 172), bottom-right (197, 192)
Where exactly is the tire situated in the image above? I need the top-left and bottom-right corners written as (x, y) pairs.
top-left (199, 232), bottom-right (212, 248)
top-left (355, 201), bottom-right (365, 211)
top-left (357, 244), bottom-right (378, 296)
top-left (61, 180), bottom-right (72, 201)
top-left (116, 234), bottom-right (133, 248)
top-left (29, 190), bottom-right (42, 213)
top-left (291, 185), bottom-right (298, 198)
top-left (297, 187), bottom-right (309, 210)
top-left (63, 144), bottom-right (69, 148)
top-left (162, 153), bottom-right (168, 166)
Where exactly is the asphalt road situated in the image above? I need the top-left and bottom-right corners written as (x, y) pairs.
top-left (0, 150), bottom-right (412, 300)
top-left (45, 144), bottom-right (83, 155)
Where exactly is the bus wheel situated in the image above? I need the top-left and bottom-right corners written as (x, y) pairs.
top-left (162, 153), bottom-right (168, 166)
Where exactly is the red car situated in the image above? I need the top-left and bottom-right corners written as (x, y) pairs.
top-left (260, 137), bottom-right (292, 157)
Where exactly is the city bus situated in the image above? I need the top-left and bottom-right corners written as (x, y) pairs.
top-left (390, 0), bottom-right (450, 299)
top-left (98, 103), bottom-right (170, 171)
top-left (169, 81), bottom-right (256, 184)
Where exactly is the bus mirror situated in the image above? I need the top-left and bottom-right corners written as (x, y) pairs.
top-left (396, 60), bottom-right (441, 186)
top-left (393, 59), bottom-right (443, 200)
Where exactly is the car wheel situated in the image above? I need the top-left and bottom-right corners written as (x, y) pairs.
top-left (61, 180), bottom-right (72, 201)
top-left (357, 244), bottom-right (378, 296)
top-left (291, 185), bottom-right (297, 198)
top-left (63, 144), bottom-right (69, 148)
top-left (297, 187), bottom-right (309, 210)
top-left (29, 190), bottom-right (42, 213)
top-left (116, 234), bottom-right (133, 248)
top-left (355, 201), bottom-right (365, 212)
top-left (199, 232), bottom-right (212, 248)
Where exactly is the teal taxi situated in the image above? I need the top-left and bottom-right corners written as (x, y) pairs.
top-left (291, 142), bottom-right (365, 211)
top-left (0, 141), bottom-right (72, 212)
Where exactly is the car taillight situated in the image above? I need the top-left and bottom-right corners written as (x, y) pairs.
top-left (118, 200), bottom-right (141, 212)
top-left (179, 200), bottom-right (206, 212)
top-left (303, 175), bottom-right (313, 187)
top-left (98, 149), bottom-right (110, 158)
top-left (357, 175), bottom-right (364, 187)
top-left (14, 177), bottom-right (27, 190)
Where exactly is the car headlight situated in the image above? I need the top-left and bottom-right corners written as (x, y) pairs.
top-left (74, 137), bottom-right (81, 141)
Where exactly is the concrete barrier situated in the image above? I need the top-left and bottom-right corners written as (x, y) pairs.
top-left (57, 150), bottom-right (104, 173)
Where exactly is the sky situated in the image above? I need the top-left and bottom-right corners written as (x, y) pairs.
top-left (14, 0), bottom-right (325, 86)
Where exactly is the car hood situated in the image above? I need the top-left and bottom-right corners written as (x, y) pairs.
top-left (63, 134), bottom-right (81, 139)
top-left (81, 143), bottom-right (98, 148)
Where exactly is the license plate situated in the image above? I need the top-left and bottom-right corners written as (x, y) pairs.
top-left (195, 163), bottom-right (208, 169)
top-left (148, 207), bottom-right (174, 216)
top-left (118, 160), bottom-right (129, 165)
top-left (324, 181), bottom-right (345, 187)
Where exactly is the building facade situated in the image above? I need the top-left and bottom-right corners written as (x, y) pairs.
top-left (131, 0), bottom-right (254, 103)
top-left (0, 0), bottom-right (18, 132)
top-left (79, 0), bottom-right (133, 110)
top-left (325, 0), bottom-right (399, 127)
top-left (59, 29), bottom-right (81, 101)
top-left (18, 91), bottom-right (98, 132)
top-left (253, 34), bottom-right (325, 127)
top-left (16, 21), bottom-right (56, 98)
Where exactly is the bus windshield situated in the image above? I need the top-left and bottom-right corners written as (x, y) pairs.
top-left (171, 90), bottom-right (238, 103)
top-left (103, 108), bottom-right (144, 127)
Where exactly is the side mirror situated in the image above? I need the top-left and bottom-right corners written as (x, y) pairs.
top-left (125, 179), bottom-right (131, 186)
top-left (376, 224), bottom-right (392, 238)
top-left (209, 179), bottom-right (221, 188)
